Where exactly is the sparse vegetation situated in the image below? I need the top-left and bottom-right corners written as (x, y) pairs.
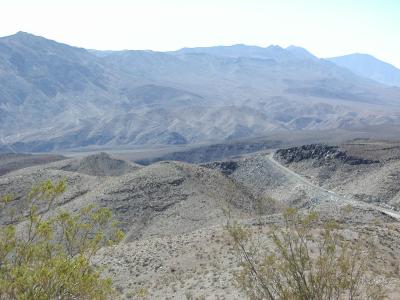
top-left (2, 140), bottom-right (400, 298)
top-left (0, 179), bottom-right (124, 299)
top-left (226, 208), bottom-right (387, 300)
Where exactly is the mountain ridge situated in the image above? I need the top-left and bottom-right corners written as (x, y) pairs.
top-left (1, 32), bottom-right (400, 152)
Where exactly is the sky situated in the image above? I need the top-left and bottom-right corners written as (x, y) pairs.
top-left (1, 0), bottom-right (399, 67)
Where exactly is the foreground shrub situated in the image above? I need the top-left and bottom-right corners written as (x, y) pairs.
top-left (0, 180), bottom-right (124, 299)
top-left (227, 208), bottom-right (386, 300)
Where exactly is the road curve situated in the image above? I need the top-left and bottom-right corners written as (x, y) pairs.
top-left (267, 152), bottom-right (400, 221)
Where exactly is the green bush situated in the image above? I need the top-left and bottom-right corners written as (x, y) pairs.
top-left (227, 208), bottom-right (386, 300)
top-left (0, 180), bottom-right (124, 299)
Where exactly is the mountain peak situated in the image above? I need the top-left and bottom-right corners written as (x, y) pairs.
top-left (4, 31), bottom-right (41, 40)
top-left (0, 31), bottom-right (90, 57)
top-left (328, 53), bottom-right (400, 87)
top-left (15, 31), bottom-right (33, 36)
top-left (1, 31), bottom-right (56, 47)
top-left (339, 53), bottom-right (381, 61)
top-left (286, 45), bottom-right (317, 60)
top-left (266, 45), bottom-right (284, 50)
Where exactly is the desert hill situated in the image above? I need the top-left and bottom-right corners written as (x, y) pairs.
top-left (274, 140), bottom-right (400, 209)
top-left (2, 142), bottom-right (400, 298)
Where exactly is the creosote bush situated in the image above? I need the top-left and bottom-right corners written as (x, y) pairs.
top-left (0, 179), bottom-right (124, 300)
top-left (226, 208), bottom-right (387, 300)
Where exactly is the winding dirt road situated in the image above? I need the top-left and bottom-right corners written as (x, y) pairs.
top-left (267, 152), bottom-right (400, 221)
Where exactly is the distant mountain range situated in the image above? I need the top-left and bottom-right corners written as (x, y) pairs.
top-left (328, 53), bottom-right (400, 87)
top-left (1, 31), bottom-right (400, 152)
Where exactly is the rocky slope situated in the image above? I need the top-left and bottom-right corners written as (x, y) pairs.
top-left (274, 140), bottom-right (400, 209)
top-left (94, 215), bottom-right (400, 299)
top-left (0, 153), bottom-right (255, 239)
top-left (275, 143), bottom-right (379, 165)
top-left (1, 147), bottom-right (400, 298)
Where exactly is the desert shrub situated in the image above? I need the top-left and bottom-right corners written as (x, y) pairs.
top-left (226, 208), bottom-right (386, 300)
top-left (0, 179), bottom-right (124, 300)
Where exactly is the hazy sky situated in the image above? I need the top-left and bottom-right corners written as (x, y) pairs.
top-left (1, 0), bottom-right (399, 67)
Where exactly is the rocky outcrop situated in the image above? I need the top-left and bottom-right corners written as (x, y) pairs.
top-left (275, 144), bottom-right (379, 165)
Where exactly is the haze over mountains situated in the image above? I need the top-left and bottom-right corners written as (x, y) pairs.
top-left (1, 31), bottom-right (400, 152)
top-left (328, 53), bottom-right (400, 87)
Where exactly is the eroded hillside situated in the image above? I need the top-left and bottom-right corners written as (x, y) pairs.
top-left (2, 32), bottom-right (400, 152)
top-left (274, 140), bottom-right (400, 209)
top-left (1, 145), bottom-right (400, 298)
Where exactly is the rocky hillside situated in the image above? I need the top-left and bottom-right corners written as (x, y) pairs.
top-left (274, 140), bottom-right (400, 209)
top-left (0, 153), bottom-right (254, 238)
top-left (2, 147), bottom-right (400, 298)
top-left (275, 144), bottom-right (378, 165)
